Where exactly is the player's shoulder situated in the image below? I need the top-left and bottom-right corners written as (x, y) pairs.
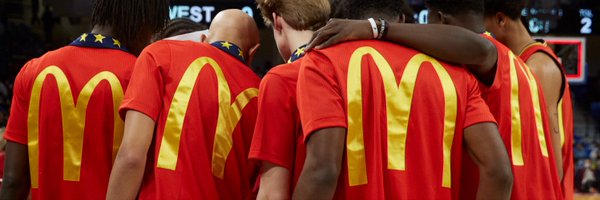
top-left (143, 39), bottom-right (196, 53)
top-left (527, 52), bottom-right (561, 74)
top-left (266, 60), bottom-right (302, 80)
top-left (18, 46), bottom-right (72, 71)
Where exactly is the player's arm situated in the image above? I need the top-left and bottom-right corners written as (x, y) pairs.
top-left (292, 127), bottom-right (345, 200)
top-left (307, 19), bottom-right (498, 84)
top-left (526, 53), bottom-right (564, 180)
top-left (0, 142), bottom-right (31, 200)
top-left (464, 123), bottom-right (513, 200)
top-left (106, 111), bottom-right (155, 200)
top-left (258, 162), bottom-right (291, 200)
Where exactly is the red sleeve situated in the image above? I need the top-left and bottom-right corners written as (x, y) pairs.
top-left (482, 39), bottom-right (505, 92)
top-left (249, 73), bottom-right (296, 169)
top-left (297, 52), bottom-right (347, 143)
top-left (463, 73), bottom-right (497, 129)
top-left (119, 44), bottom-right (166, 121)
top-left (5, 60), bottom-right (34, 144)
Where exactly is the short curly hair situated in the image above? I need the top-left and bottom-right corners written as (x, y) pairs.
top-left (330, 0), bottom-right (404, 20)
top-left (425, 0), bottom-right (484, 15)
top-left (256, 0), bottom-right (330, 31)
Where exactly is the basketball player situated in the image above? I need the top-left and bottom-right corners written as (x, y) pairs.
top-left (305, 0), bottom-right (563, 198)
top-left (154, 18), bottom-right (208, 41)
top-left (292, 0), bottom-right (512, 199)
top-left (483, 0), bottom-right (574, 198)
top-left (0, 0), bottom-right (169, 199)
top-left (249, 0), bottom-right (330, 199)
top-left (106, 10), bottom-right (261, 199)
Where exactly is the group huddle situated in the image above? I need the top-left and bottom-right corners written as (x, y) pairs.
top-left (0, 0), bottom-right (574, 199)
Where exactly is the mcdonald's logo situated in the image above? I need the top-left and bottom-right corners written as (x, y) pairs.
top-left (156, 57), bottom-right (258, 179)
top-left (508, 51), bottom-right (548, 166)
top-left (27, 66), bottom-right (124, 188)
top-left (345, 47), bottom-right (458, 188)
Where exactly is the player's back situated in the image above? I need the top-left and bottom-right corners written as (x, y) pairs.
top-left (4, 34), bottom-right (135, 199)
top-left (520, 42), bottom-right (574, 200)
top-left (459, 35), bottom-right (562, 200)
top-left (297, 40), bottom-right (495, 199)
top-left (128, 40), bottom-right (260, 199)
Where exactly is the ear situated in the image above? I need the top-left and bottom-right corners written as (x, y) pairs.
top-left (200, 33), bottom-right (208, 43)
top-left (438, 11), bottom-right (448, 25)
top-left (495, 12), bottom-right (507, 28)
top-left (272, 12), bottom-right (283, 32)
top-left (246, 43), bottom-right (261, 66)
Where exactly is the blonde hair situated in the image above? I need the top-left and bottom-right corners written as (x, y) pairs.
top-left (257, 0), bottom-right (330, 31)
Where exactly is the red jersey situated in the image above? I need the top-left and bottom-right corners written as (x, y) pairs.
top-left (459, 35), bottom-right (562, 200)
top-left (520, 42), bottom-right (574, 200)
top-left (4, 33), bottom-right (135, 199)
top-left (119, 40), bottom-right (260, 199)
top-left (296, 40), bottom-right (496, 199)
top-left (249, 47), bottom-right (307, 196)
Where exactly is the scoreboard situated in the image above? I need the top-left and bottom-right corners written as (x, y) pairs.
top-left (524, 7), bottom-right (597, 35)
top-left (411, 7), bottom-right (597, 35)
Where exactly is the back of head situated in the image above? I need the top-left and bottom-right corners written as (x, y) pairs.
top-left (425, 0), bottom-right (484, 16)
top-left (401, 3), bottom-right (416, 23)
top-left (256, 0), bottom-right (330, 31)
top-left (156, 18), bottom-right (208, 41)
top-left (207, 9), bottom-right (260, 59)
top-left (91, 0), bottom-right (169, 45)
top-left (330, 0), bottom-right (403, 21)
top-left (484, 0), bottom-right (527, 20)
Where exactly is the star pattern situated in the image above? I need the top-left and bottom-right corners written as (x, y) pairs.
top-left (294, 47), bottom-right (305, 57)
top-left (221, 41), bottom-right (233, 49)
top-left (238, 49), bottom-right (244, 59)
top-left (288, 44), bottom-right (308, 63)
top-left (69, 32), bottom-right (129, 52)
top-left (113, 39), bottom-right (121, 48)
top-left (94, 34), bottom-right (106, 43)
top-left (79, 33), bottom-right (88, 42)
top-left (210, 41), bottom-right (245, 63)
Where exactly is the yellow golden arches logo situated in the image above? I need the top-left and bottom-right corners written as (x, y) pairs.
top-left (517, 55), bottom-right (549, 157)
top-left (558, 99), bottom-right (565, 147)
top-left (156, 57), bottom-right (258, 179)
top-left (27, 66), bottom-right (124, 188)
top-left (508, 52), bottom-right (548, 166)
top-left (346, 47), bottom-right (458, 188)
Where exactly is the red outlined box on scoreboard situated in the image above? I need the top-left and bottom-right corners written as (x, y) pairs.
top-left (534, 37), bottom-right (587, 84)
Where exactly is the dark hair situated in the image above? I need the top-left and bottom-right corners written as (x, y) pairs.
top-left (156, 18), bottom-right (208, 40)
top-left (330, 0), bottom-right (404, 20)
top-left (425, 0), bottom-right (484, 15)
top-left (91, 0), bottom-right (169, 43)
top-left (256, 0), bottom-right (330, 31)
top-left (484, 0), bottom-right (527, 19)
top-left (401, 2), bottom-right (416, 23)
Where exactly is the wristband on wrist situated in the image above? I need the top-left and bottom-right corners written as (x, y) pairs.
top-left (378, 18), bottom-right (388, 40)
top-left (368, 18), bottom-right (379, 39)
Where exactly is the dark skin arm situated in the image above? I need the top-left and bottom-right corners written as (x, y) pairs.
top-left (307, 19), bottom-right (498, 85)
top-left (464, 123), bottom-right (513, 200)
top-left (292, 128), bottom-right (346, 200)
top-left (0, 141), bottom-right (31, 200)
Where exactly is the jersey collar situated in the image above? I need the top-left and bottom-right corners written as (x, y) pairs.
top-left (287, 44), bottom-right (308, 63)
top-left (210, 41), bottom-right (246, 63)
top-left (482, 31), bottom-right (496, 39)
top-left (69, 33), bottom-right (129, 52)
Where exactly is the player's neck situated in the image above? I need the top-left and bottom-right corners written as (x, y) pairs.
top-left (285, 29), bottom-right (314, 54)
top-left (90, 25), bottom-right (115, 38)
top-left (504, 22), bottom-right (536, 55)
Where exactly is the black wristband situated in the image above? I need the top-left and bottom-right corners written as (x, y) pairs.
top-left (378, 18), bottom-right (388, 40)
